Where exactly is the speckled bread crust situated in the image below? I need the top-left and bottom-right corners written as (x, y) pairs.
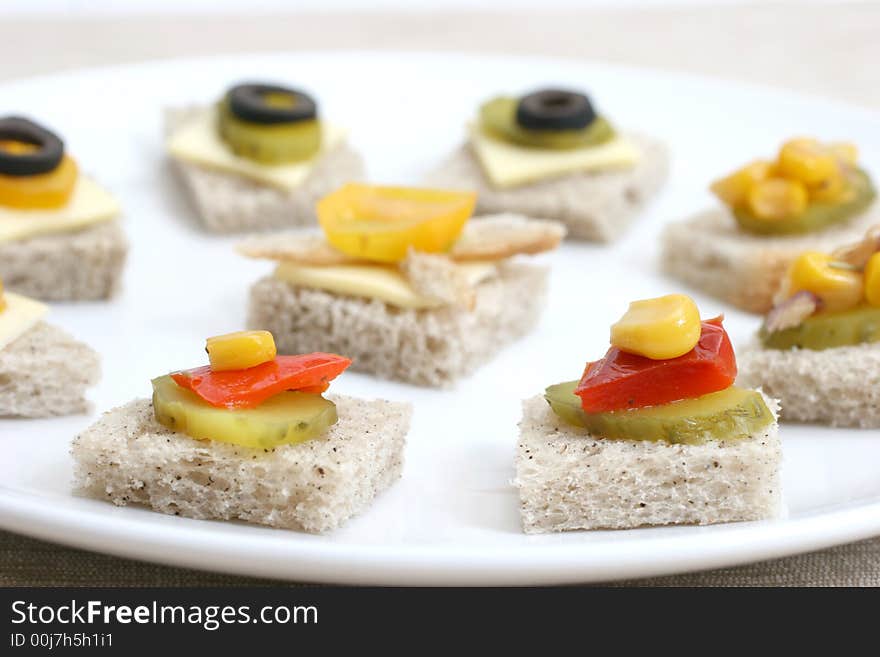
top-left (0, 220), bottom-right (127, 301)
top-left (514, 393), bottom-right (782, 533)
top-left (0, 321), bottom-right (100, 418)
top-left (661, 205), bottom-right (880, 314)
top-left (165, 107), bottom-right (365, 233)
top-left (737, 340), bottom-right (880, 427)
top-left (247, 261), bottom-right (548, 387)
top-left (427, 133), bottom-right (669, 242)
top-left (72, 395), bottom-right (411, 534)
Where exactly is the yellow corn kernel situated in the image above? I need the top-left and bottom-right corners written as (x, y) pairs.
top-left (864, 252), bottom-right (880, 307)
top-left (610, 294), bottom-right (702, 360)
top-left (747, 177), bottom-right (808, 221)
top-left (710, 159), bottom-right (774, 208)
top-left (808, 167), bottom-right (848, 203)
top-left (830, 142), bottom-right (859, 166)
top-left (777, 138), bottom-right (839, 186)
top-left (206, 330), bottom-right (277, 372)
top-left (786, 251), bottom-right (864, 312)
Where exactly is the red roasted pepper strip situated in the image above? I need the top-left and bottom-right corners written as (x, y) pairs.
top-left (171, 353), bottom-right (351, 409)
top-left (574, 317), bottom-right (736, 413)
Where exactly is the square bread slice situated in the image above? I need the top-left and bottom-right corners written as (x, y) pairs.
top-left (661, 205), bottom-right (880, 314)
top-left (0, 321), bottom-right (101, 417)
top-left (165, 107), bottom-right (364, 233)
top-left (247, 261), bottom-right (548, 387)
top-left (0, 220), bottom-right (127, 301)
top-left (72, 394), bottom-right (411, 534)
top-left (514, 393), bottom-right (782, 534)
top-left (737, 340), bottom-right (880, 427)
top-left (427, 134), bottom-right (669, 242)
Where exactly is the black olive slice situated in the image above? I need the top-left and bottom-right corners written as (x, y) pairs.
top-left (0, 116), bottom-right (65, 177)
top-left (515, 89), bottom-right (596, 131)
top-left (227, 83), bottom-right (318, 125)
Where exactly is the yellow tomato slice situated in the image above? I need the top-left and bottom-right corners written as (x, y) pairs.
top-left (317, 183), bottom-right (477, 263)
top-left (0, 154), bottom-right (79, 209)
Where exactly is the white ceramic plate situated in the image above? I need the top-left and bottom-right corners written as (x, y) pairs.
top-left (1, 52), bottom-right (879, 585)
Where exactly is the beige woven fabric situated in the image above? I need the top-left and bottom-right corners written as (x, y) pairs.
top-left (1, 5), bottom-right (879, 586)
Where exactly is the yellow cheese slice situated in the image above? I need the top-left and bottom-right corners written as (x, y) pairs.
top-left (0, 292), bottom-right (48, 351)
top-left (469, 124), bottom-right (641, 189)
top-left (0, 176), bottom-right (120, 243)
top-left (274, 262), bottom-right (496, 309)
top-left (166, 110), bottom-right (346, 192)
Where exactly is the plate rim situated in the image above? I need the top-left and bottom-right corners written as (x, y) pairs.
top-left (2, 486), bottom-right (880, 585)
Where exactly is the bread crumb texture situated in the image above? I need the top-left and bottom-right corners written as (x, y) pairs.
top-left (661, 204), bottom-right (880, 313)
top-left (165, 106), bottom-right (364, 233)
top-left (427, 133), bottom-right (668, 242)
top-left (400, 249), bottom-right (478, 308)
top-left (738, 339), bottom-right (880, 427)
top-left (0, 220), bottom-right (127, 301)
top-left (0, 321), bottom-right (100, 417)
top-left (513, 394), bottom-right (782, 533)
top-left (71, 395), bottom-right (411, 533)
top-left (247, 260), bottom-right (548, 387)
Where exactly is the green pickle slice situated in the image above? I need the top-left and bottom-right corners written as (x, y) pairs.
top-left (479, 96), bottom-right (615, 150)
top-left (544, 381), bottom-right (773, 445)
top-left (151, 374), bottom-right (337, 449)
top-left (760, 304), bottom-right (880, 350)
top-left (733, 168), bottom-right (876, 235)
top-left (217, 100), bottom-right (322, 164)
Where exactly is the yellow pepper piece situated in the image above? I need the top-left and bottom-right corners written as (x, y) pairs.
top-left (0, 278), bottom-right (6, 314)
top-left (0, 154), bottom-right (78, 209)
top-left (206, 330), bottom-right (277, 372)
top-left (864, 252), bottom-right (880, 307)
top-left (318, 183), bottom-right (477, 263)
top-left (786, 251), bottom-right (864, 312)
top-left (747, 177), bottom-right (808, 221)
top-left (709, 159), bottom-right (774, 208)
top-left (610, 294), bottom-right (702, 360)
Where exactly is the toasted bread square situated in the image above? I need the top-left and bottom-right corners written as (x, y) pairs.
top-left (165, 107), bottom-right (364, 233)
top-left (0, 220), bottom-right (127, 301)
top-left (661, 206), bottom-right (880, 313)
top-left (247, 261), bottom-right (548, 387)
top-left (0, 321), bottom-right (100, 417)
top-left (514, 394), bottom-right (782, 533)
top-left (72, 395), bottom-right (411, 533)
top-left (427, 133), bottom-right (669, 242)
